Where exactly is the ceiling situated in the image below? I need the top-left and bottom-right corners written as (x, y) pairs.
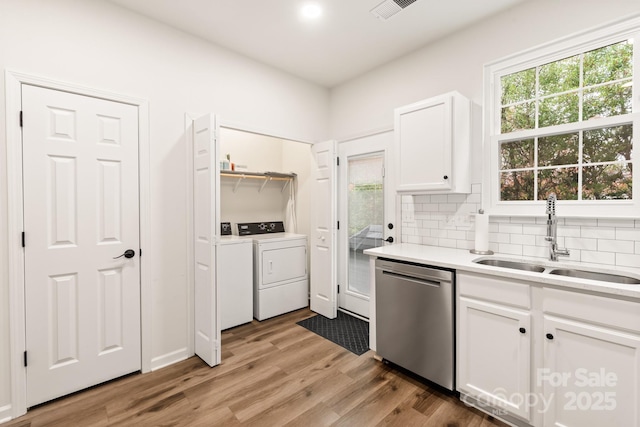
top-left (109, 0), bottom-right (527, 88)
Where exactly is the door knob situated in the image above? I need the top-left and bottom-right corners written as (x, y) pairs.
top-left (113, 249), bottom-right (135, 259)
top-left (384, 236), bottom-right (394, 243)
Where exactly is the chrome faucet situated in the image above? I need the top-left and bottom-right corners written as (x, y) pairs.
top-left (545, 193), bottom-right (570, 261)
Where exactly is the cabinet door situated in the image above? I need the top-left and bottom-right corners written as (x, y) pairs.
top-left (395, 95), bottom-right (452, 192)
top-left (543, 316), bottom-right (640, 427)
top-left (458, 297), bottom-right (531, 422)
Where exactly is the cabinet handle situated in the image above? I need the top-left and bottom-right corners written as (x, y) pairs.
top-left (546, 333), bottom-right (554, 340)
top-left (443, 175), bottom-right (448, 180)
top-left (519, 327), bottom-right (526, 334)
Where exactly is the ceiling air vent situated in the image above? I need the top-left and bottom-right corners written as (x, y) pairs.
top-left (370, 0), bottom-right (419, 21)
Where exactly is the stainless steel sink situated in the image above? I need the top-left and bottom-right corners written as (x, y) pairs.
top-left (548, 268), bottom-right (640, 285)
top-left (473, 257), bottom-right (640, 285)
top-left (474, 258), bottom-right (547, 273)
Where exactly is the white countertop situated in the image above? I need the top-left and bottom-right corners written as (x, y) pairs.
top-left (364, 243), bottom-right (640, 300)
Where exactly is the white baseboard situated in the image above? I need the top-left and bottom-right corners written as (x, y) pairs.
top-left (0, 404), bottom-right (13, 424)
top-left (150, 347), bottom-right (191, 371)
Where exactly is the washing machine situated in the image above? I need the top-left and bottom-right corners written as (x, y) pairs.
top-left (237, 221), bottom-right (308, 321)
top-left (218, 235), bottom-right (253, 330)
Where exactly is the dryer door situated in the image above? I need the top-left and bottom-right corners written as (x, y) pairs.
top-left (261, 245), bottom-right (307, 287)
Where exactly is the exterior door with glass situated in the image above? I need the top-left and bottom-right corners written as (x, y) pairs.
top-left (338, 132), bottom-right (394, 319)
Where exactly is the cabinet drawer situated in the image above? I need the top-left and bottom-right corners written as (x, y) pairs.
top-left (458, 272), bottom-right (530, 309)
top-left (543, 287), bottom-right (640, 333)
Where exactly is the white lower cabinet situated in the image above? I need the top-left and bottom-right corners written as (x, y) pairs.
top-left (458, 272), bottom-right (640, 427)
top-left (458, 297), bottom-right (531, 421)
top-left (541, 289), bottom-right (640, 427)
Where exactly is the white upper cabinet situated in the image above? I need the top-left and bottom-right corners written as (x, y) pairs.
top-left (394, 91), bottom-right (471, 194)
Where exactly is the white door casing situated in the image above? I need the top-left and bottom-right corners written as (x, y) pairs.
top-left (193, 113), bottom-right (221, 367)
top-left (310, 140), bottom-right (337, 319)
top-left (22, 85), bottom-right (141, 407)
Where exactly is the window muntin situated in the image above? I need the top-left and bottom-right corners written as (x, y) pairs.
top-left (496, 40), bottom-right (634, 203)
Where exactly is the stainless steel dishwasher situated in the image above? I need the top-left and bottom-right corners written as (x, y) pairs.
top-left (375, 257), bottom-right (455, 391)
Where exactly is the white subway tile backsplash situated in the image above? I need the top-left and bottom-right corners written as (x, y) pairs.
top-left (564, 237), bottom-right (597, 251)
top-left (439, 238), bottom-right (458, 248)
top-left (489, 232), bottom-right (510, 244)
top-left (422, 236), bottom-right (439, 246)
top-left (447, 194), bottom-right (468, 203)
top-left (523, 245), bottom-right (548, 258)
top-left (580, 250), bottom-right (615, 265)
top-left (557, 226), bottom-right (581, 238)
top-left (581, 227), bottom-right (615, 239)
top-left (400, 183), bottom-right (640, 266)
top-left (498, 223), bottom-right (523, 234)
top-left (598, 239), bottom-right (634, 254)
top-left (466, 193), bottom-right (481, 204)
top-left (439, 204), bottom-right (458, 212)
top-left (406, 235), bottom-right (421, 244)
top-left (431, 195), bottom-right (448, 203)
top-left (522, 224), bottom-right (546, 235)
top-left (514, 217), bottom-right (537, 224)
top-left (457, 240), bottom-right (473, 250)
top-left (616, 253), bottom-right (640, 267)
top-left (565, 218), bottom-right (598, 227)
top-left (511, 234), bottom-right (536, 246)
top-left (616, 228), bottom-right (640, 241)
top-left (498, 243), bottom-right (523, 256)
top-left (598, 219), bottom-right (635, 228)
top-left (447, 230), bottom-right (467, 240)
top-left (492, 216), bottom-right (511, 224)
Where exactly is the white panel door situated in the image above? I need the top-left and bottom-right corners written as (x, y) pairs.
top-left (337, 131), bottom-right (395, 320)
top-left (193, 113), bottom-right (220, 367)
top-left (310, 140), bottom-right (337, 319)
top-left (22, 85), bottom-right (141, 407)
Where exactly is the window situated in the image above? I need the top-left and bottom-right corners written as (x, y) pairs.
top-left (484, 17), bottom-right (640, 217)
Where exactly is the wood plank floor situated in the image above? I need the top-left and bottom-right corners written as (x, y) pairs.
top-left (5, 308), bottom-right (507, 427)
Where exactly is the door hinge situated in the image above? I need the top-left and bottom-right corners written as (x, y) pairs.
top-left (337, 156), bottom-right (340, 166)
top-left (21, 232), bottom-right (25, 248)
top-left (23, 351), bottom-right (27, 367)
top-left (19, 111), bottom-right (23, 127)
top-left (337, 221), bottom-right (340, 230)
top-left (337, 285), bottom-right (340, 294)
top-left (139, 248), bottom-right (142, 257)
top-left (382, 166), bottom-right (385, 178)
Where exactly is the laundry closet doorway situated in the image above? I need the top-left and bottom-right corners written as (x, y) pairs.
top-left (218, 127), bottom-right (312, 237)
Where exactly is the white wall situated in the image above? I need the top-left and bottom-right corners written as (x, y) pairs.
top-left (0, 0), bottom-right (328, 418)
top-left (329, 0), bottom-right (640, 139)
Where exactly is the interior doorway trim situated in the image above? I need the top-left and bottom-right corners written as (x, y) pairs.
top-left (4, 70), bottom-right (151, 419)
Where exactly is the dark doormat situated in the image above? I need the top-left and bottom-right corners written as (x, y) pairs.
top-left (297, 311), bottom-right (370, 356)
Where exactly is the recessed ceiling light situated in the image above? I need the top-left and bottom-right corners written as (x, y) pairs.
top-left (300, 3), bottom-right (322, 20)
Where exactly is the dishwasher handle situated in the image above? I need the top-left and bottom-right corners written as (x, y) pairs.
top-left (376, 258), bottom-right (453, 284)
top-left (381, 270), bottom-right (443, 288)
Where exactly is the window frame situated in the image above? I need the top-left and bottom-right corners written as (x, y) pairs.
top-left (483, 16), bottom-right (640, 218)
